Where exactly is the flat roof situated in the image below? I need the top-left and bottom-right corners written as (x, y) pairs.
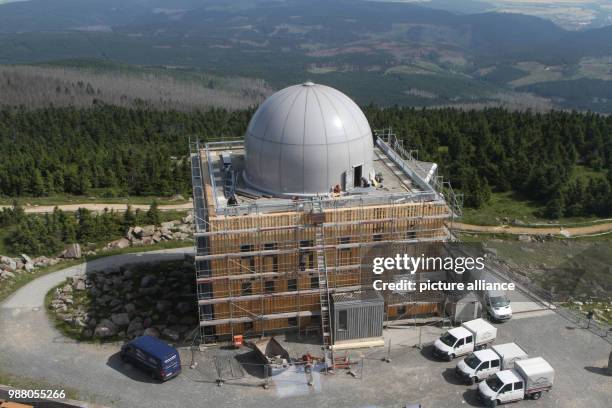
top-left (332, 290), bottom-right (384, 305)
top-left (197, 137), bottom-right (446, 216)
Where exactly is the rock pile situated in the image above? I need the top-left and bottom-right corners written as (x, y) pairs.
top-left (104, 216), bottom-right (193, 251)
top-left (48, 260), bottom-right (197, 343)
top-left (1, 211), bottom-right (194, 284)
top-left (0, 253), bottom-right (62, 281)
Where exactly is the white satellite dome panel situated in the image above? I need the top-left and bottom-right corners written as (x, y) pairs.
top-left (244, 82), bottom-right (374, 196)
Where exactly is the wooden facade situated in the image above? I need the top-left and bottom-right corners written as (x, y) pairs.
top-left (194, 146), bottom-right (453, 341)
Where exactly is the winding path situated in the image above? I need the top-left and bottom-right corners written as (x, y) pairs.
top-left (6, 201), bottom-right (612, 237)
top-left (6, 202), bottom-right (193, 214)
top-left (449, 221), bottom-right (612, 237)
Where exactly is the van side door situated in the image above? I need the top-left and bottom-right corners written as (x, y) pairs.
top-left (458, 335), bottom-right (473, 356)
top-left (489, 358), bottom-right (500, 377)
top-left (476, 360), bottom-right (490, 380)
top-left (510, 381), bottom-right (525, 401)
top-left (497, 383), bottom-right (513, 403)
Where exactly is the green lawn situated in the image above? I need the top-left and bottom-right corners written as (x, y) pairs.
top-left (458, 191), bottom-right (605, 226)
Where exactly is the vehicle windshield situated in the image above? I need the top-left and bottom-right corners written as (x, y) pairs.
top-left (440, 332), bottom-right (457, 347)
top-left (464, 353), bottom-right (481, 369)
top-left (490, 296), bottom-right (509, 308)
top-left (486, 376), bottom-right (505, 392)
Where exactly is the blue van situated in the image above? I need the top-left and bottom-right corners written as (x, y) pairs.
top-left (120, 335), bottom-right (181, 381)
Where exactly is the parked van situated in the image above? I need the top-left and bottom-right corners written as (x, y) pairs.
top-left (120, 335), bottom-right (181, 381)
top-left (433, 318), bottom-right (497, 361)
top-left (478, 357), bottom-right (554, 407)
top-left (482, 291), bottom-right (512, 322)
top-left (456, 342), bottom-right (528, 384)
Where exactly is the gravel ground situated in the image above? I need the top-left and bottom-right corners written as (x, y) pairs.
top-left (1, 249), bottom-right (610, 408)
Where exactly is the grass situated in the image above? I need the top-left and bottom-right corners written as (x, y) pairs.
top-left (0, 259), bottom-right (83, 304)
top-left (45, 282), bottom-right (100, 342)
top-left (458, 190), bottom-right (606, 227)
top-left (0, 193), bottom-right (190, 207)
top-left (85, 239), bottom-right (192, 261)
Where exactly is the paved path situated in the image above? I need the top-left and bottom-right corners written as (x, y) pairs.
top-left (450, 221), bottom-right (612, 237)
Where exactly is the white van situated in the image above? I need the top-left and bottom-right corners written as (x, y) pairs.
top-left (456, 342), bottom-right (528, 384)
top-left (483, 291), bottom-right (512, 322)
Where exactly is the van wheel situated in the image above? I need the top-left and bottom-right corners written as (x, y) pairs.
top-left (489, 400), bottom-right (498, 408)
top-left (469, 377), bottom-right (476, 385)
top-left (532, 392), bottom-right (542, 400)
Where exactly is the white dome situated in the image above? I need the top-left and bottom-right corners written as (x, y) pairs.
top-left (244, 82), bottom-right (374, 196)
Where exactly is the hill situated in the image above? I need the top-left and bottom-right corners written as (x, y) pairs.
top-left (0, 62), bottom-right (270, 110)
top-left (0, 0), bottom-right (611, 111)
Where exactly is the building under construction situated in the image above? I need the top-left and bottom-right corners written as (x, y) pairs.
top-left (189, 82), bottom-right (461, 347)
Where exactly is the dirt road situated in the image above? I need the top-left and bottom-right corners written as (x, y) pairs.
top-left (450, 221), bottom-right (612, 237)
top-left (8, 202), bottom-right (193, 214)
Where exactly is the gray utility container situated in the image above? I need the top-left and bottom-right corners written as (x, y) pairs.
top-left (445, 291), bottom-right (482, 324)
top-left (514, 357), bottom-right (555, 393)
top-left (492, 343), bottom-right (528, 369)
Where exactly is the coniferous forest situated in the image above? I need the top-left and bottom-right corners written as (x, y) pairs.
top-left (0, 105), bottom-right (610, 219)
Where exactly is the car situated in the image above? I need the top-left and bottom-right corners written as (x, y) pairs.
top-left (120, 335), bottom-right (181, 381)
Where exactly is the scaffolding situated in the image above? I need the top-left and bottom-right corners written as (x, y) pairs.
top-left (189, 133), bottom-right (461, 345)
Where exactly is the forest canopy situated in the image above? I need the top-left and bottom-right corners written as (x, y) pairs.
top-left (0, 105), bottom-right (610, 218)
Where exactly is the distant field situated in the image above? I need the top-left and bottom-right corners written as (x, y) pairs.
top-left (0, 63), bottom-right (271, 111)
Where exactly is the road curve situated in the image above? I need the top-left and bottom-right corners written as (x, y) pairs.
top-left (0, 247), bottom-right (193, 407)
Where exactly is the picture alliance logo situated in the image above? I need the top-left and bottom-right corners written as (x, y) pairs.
top-left (372, 254), bottom-right (486, 275)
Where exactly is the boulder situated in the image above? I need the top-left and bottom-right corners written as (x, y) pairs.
top-left (140, 225), bottom-right (156, 237)
top-left (127, 320), bottom-right (144, 336)
top-left (143, 327), bottom-right (160, 338)
top-left (141, 236), bottom-right (154, 245)
top-left (124, 303), bottom-right (137, 315)
top-left (61, 243), bottom-right (82, 259)
top-left (33, 256), bottom-right (50, 267)
top-left (133, 226), bottom-right (143, 238)
top-left (1, 270), bottom-right (15, 280)
top-left (24, 262), bottom-right (35, 272)
top-left (94, 319), bottom-right (118, 338)
top-left (111, 313), bottom-right (131, 327)
top-left (152, 232), bottom-right (162, 243)
top-left (162, 327), bottom-right (180, 342)
top-left (1, 256), bottom-right (17, 272)
top-left (175, 302), bottom-right (193, 315)
top-left (182, 213), bottom-right (194, 224)
top-left (156, 300), bottom-right (172, 313)
top-left (108, 238), bottom-right (130, 249)
top-left (140, 274), bottom-right (156, 288)
top-left (161, 221), bottom-right (175, 229)
top-left (20, 254), bottom-right (33, 264)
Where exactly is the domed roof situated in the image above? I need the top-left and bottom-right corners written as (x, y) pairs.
top-left (244, 82), bottom-right (374, 196)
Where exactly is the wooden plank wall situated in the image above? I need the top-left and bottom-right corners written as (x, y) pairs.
top-left (206, 201), bottom-right (449, 337)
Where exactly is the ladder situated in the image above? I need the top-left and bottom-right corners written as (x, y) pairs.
top-left (313, 200), bottom-right (333, 348)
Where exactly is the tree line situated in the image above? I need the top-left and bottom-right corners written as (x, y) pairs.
top-left (0, 201), bottom-right (163, 256)
top-left (365, 106), bottom-right (612, 217)
top-left (0, 104), bottom-right (610, 219)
